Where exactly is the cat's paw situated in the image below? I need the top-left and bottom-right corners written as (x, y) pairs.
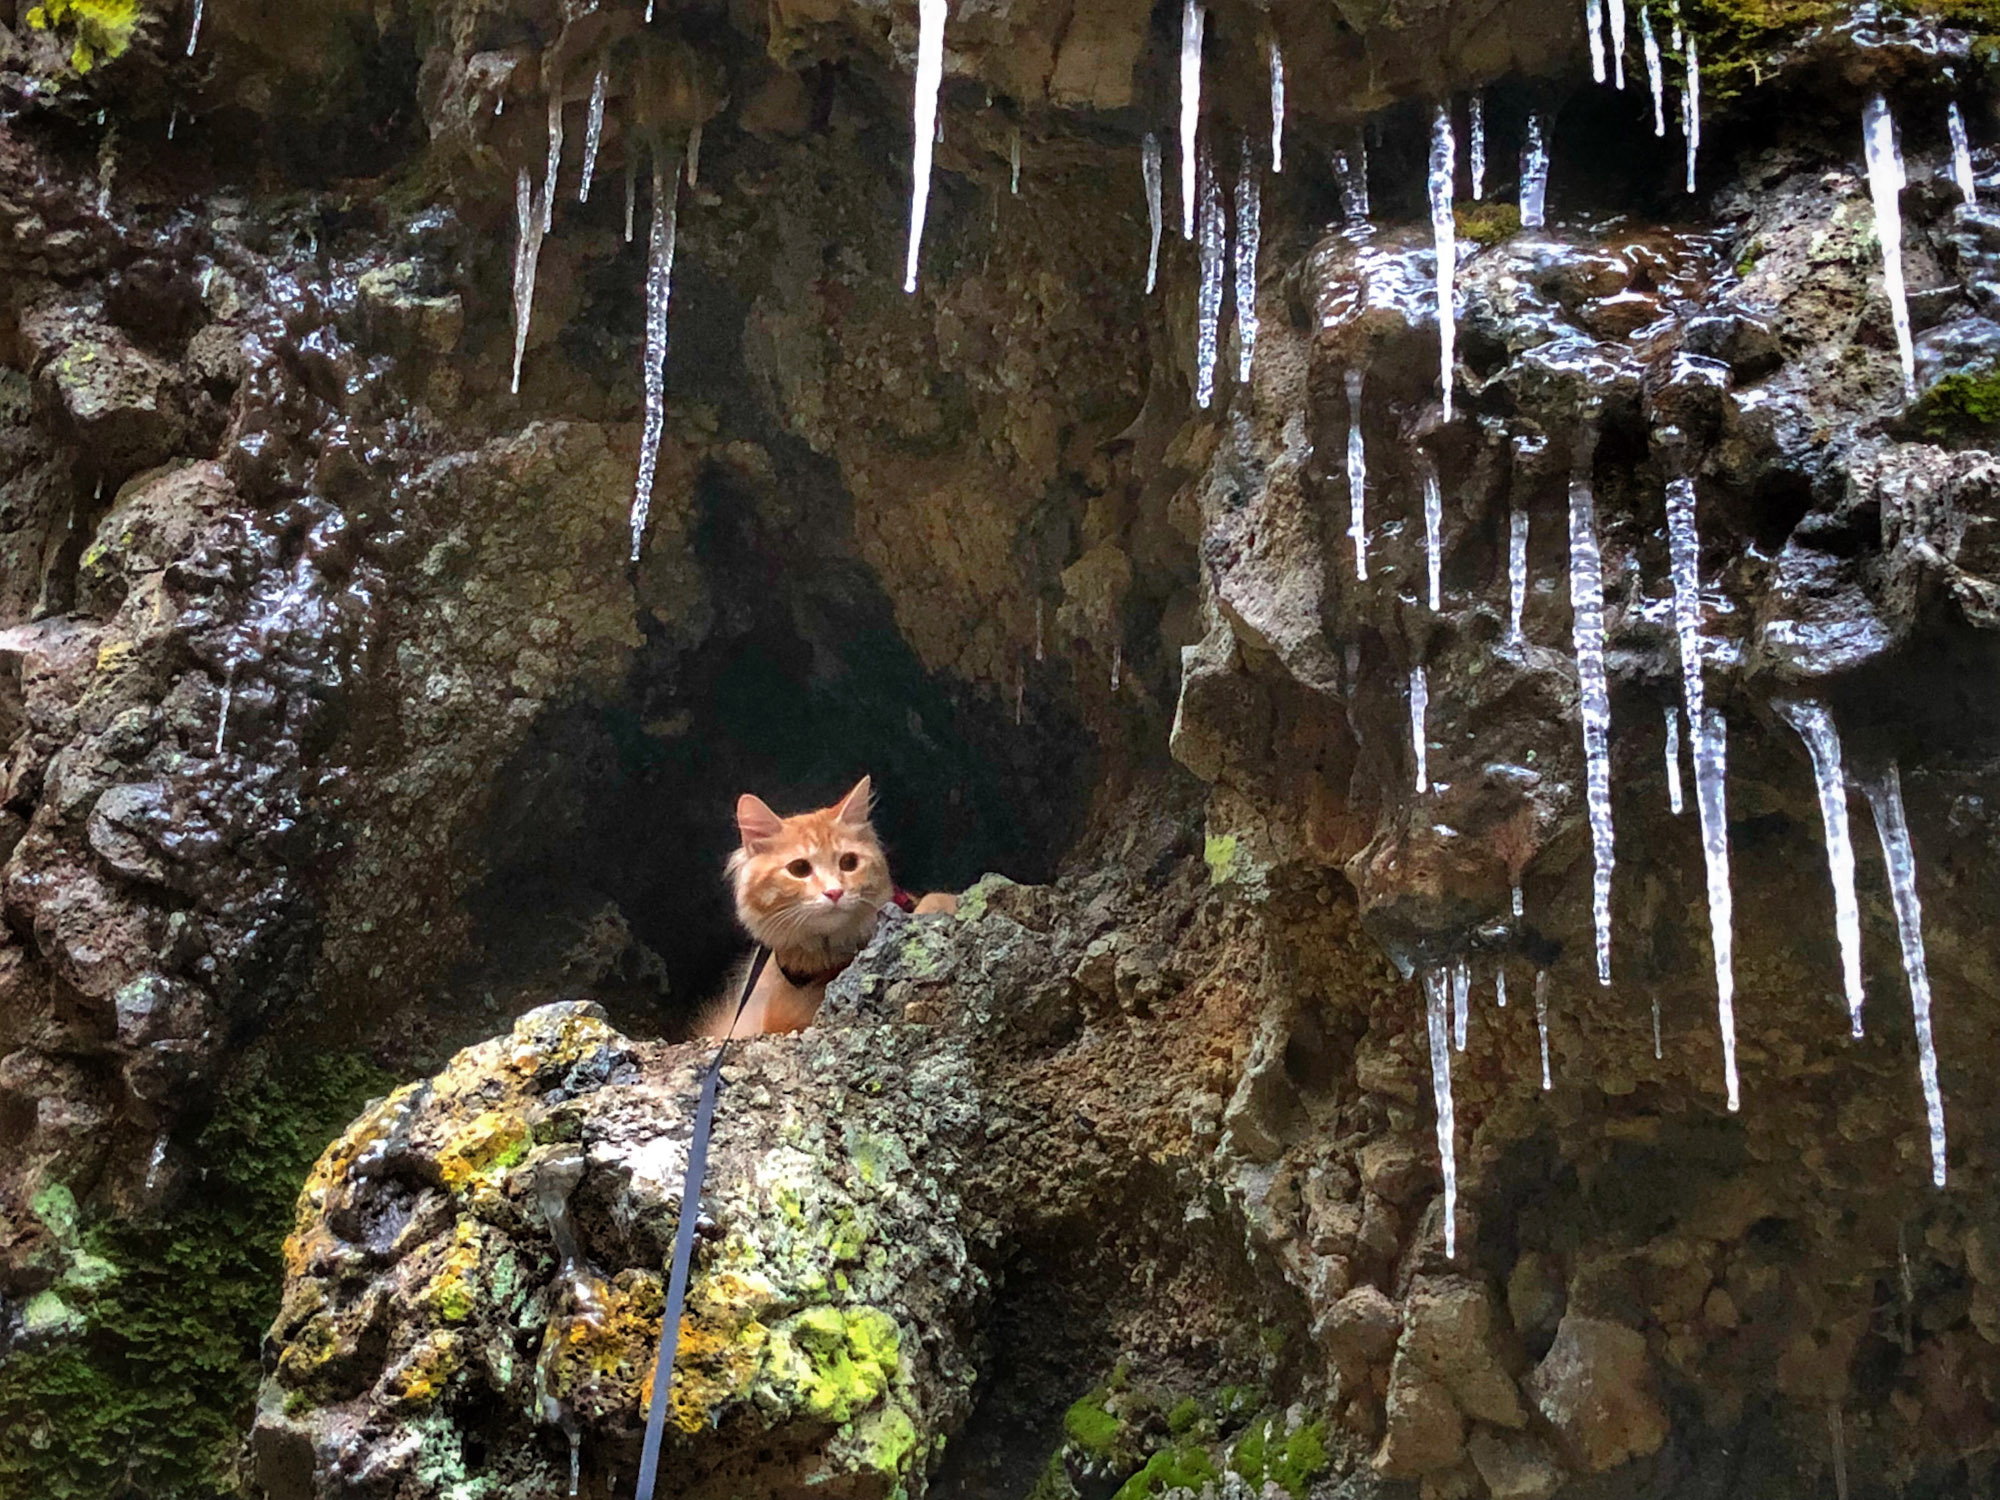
top-left (913, 892), bottom-right (958, 915)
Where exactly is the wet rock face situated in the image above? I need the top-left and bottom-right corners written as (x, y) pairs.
top-left (3, 0), bottom-right (2000, 1497)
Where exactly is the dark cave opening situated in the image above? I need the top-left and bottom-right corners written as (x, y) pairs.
top-left (458, 450), bottom-right (1098, 1039)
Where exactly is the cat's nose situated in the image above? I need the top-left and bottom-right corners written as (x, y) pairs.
top-left (823, 887), bottom-right (844, 903)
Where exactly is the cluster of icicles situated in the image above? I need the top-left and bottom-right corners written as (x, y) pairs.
top-left (1421, 444), bottom-right (1949, 1260)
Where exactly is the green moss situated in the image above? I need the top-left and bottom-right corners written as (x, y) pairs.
top-left (1228, 1415), bottom-right (1330, 1500)
top-left (1916, 364), bottom-right (2000, 438)
top-left (23, 0), bottom-right (140, 72)
top-left (1062, 1388), bottom-right (1125, 1455)
top-left (1455, 202), bottom-right (1521, 246)
top-left (1025, 1450), bottom-right (1080, 1500)
top-left (1734, 237), bottom-right (1766, 277)
top-left (1166, 1397), bottom-right (1203, 1436)
top-left (1681, 0), bottom-right (2000, 105)
top-left (1111, 1443), bottom-right (1219, 1500)
top-left (0, 1050), bottom-right (394, 1500)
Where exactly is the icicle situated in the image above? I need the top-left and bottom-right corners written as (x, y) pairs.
top-left (1469, 92), bottom-right (1486, 199)
top-left (1452, 958), bottom-right (1470, 1051)
top-left (168, 103), bottom-right (179, 140)
top-left (937, 113), bottom-right (945, 145)
top-left (1410, 664), bottom-right (1430, 793)
top-left (1949, 102), bottom-right (1977, 206)
top-left (1651, 993), bottom-right (1663, 1058)
top-left (1861, 764), bottom-right (1948, 1188)
top-left (1534, 970), bottom-right (1553, 1089)
top-left (1110, 643), bottom-right (1123, 692)
top-left (1641, 6), bottom-right (1666, 136)
top-left (645, 0), bottom-right (654, 18)
top-left (629, 144), bottom-right (681, 562)
top-left (1009, 124), bottom-right (1021, 195)
top-left (1512, 883), bottom-right (1524, 919)
top-left (1568, 461), bottom-right (1615, 987)
top-left (543, 79), bottom-right (565, 234)
top-left (568, 1432), bottom-right (582, 1497)
top-left (1664, 703), bottom-right (1684, 814)
top-left (1429, 106), bottom-right (1457, 424)
top-left (510, 167), bottom-right (545, 395)
top-left (1609, 0), bottom-right (1629, 88)
top-left (1694, 707), bottom-right (1738, 1111)
top-left (1496, 966), bottom-right (1508, 1009)
top-left (1346, 369), bottom-right (1369, 579)
top-left (186, 0), bottom-right (203, 56)
top-left (496, 96), bottom-right (506, 116)
top-left (1773, 698), bottom-right (1865, 1038)
top-left (1035, 597), bottom-right (1046, 661)
top-left (1520, 112), bottom-right (1549, 228)
top-left (1665, 475), bottom-right (1705, 726)
top-left (1862, 94), bottom-right (1916, 398)
top-left (1424, 969), bottom-right (1458, 1257)
top-left (686, 123), bottom-right (703, 187)
top-left (214, 668), bottom-right (233, 756)
top-left (623, 151), bottom-right (637, 242)
top-left (904, 0), bottom-right (947, 294)
top-left (1829, 1404), bottom-right (1849, 1500)
top-left (1268, 39), bottom-right (1285, 173)
top-left (1585, 0), bottom-right (1608, 83)
top-left (1195, 143), bottom-right (1226, 409)
top-left (1180, 0), bottom-right (1205, 240)
top-left (1141, 133), bottom-right (1164, 296)
top-left (1421, 453), bottom-right (1443, 610)
top-left (579, 63), bottom-right (608, 204)
top-left (1508, 503), bottom-right (1529, 641)
top-left (1233, 136), bottom-right (1261, 384)
top-left (1682, 35), bottom-right (1701, 194)
top-left (1334, 130), bottom-right (1370, 226)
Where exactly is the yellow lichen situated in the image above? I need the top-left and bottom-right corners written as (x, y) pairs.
top-left (434, 1110), bottom-right (530, 1189)
top-left (24, 0), bottom-right (141, 73)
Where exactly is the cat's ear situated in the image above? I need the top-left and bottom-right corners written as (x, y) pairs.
top-left (736, 794), bottom-right (785, 853)
top-left (833, 776), bottom-right (874, 828)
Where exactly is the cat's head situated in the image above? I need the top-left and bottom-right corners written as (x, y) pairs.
top-left (728, 776), bottom-right (896, 954)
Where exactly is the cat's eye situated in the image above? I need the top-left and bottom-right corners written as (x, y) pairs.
top-left (786, 859), bottom-right (812, 878)
top-left (838, 853), bottom-right (860, 872)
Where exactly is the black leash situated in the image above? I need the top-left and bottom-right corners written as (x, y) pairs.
top-left (633, 945), bottom-right (770, 1500)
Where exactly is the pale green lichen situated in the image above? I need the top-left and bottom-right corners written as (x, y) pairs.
top-left (1203, 833), bottom-right (1240, 885)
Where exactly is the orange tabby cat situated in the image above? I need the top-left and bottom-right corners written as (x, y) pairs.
top-left (694, 776), bottom-right (955, 1038)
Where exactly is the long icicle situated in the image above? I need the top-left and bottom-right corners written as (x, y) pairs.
top-left (1585, 0), bottom-right (1607, 83)
top-left (1568, 447), bottom-right (1615, 986)
top-left (510, 167), bottom-right (545, 395)
top-left (1773, 698), bottom-right (1865, 1037)
top-left (1682, 32), bottom-right (1701, 193)
top-left (1861, 765), bottom-right (1948, 1188)
top-left (1268, 38), bottom-right (1285, 173)
top-left (1535, 969), bottom-right (1553, 1090)
top-left (1424, 968), bottom-right (1458, 1256)
top-left (1469, 92), bottom-right (1486, 200)
top-left (629, 141), bottom-right (682, 561)
top-left (1508, 501), bottom-right (1530, 641)
top-left (1180, 0), bottom-right (1205, 240)
top-left (187, 0), bottom-right (204, 56)
top-left (1862, 94), bottom-right (1917, 398)
top-left (1233, 134), bottom-right (1261, 384)
top-left (1949, 101), bottom-right (1977, 206)
top-left (1609, 0), bottom-right (1628, 88)
top-left (1667, 472), bottom-right (1737, 1104)
top-left (1347, 368), bottom-right (1369, 578)
top-left (1410, 663), bottom-right (1430, 794)
top-left (579, 61), bottom-right (608, 203)
top-left (1428, 104), bottom-right (1457, 423)
top-left (1141, 133), bottom-right (1164, 295)
top-left (543, 75), bottom-right (565, 233)
top-left (1452, 957), bottom-right (1470, 1051)
top-left (1663, 702), bottom-right (1685, 815)
top-left (1642, 4), bottom-right (1666, 135)
top-left (1194, 141), bottom-right (1225, 408)
top-left (1695, 707), bottom-right (1738, 1111)
top-left (1422, 451), bottom-right (1443, 610)
top-left (903, 0), bottom-right (947, 293)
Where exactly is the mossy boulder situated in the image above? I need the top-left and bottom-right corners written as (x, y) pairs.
top-left (253, 1001), bottom-right (988, 1500)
